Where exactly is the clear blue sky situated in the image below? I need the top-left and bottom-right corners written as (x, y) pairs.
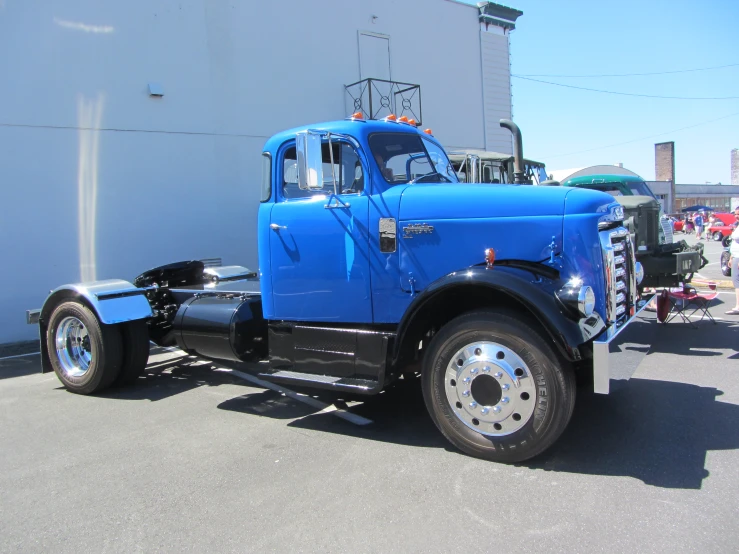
top-left (461, 0), bottom-right (738, 184)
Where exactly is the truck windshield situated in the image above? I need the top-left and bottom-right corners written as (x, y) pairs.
top-left (368, 133), bottom-right (458, 185)
top-left (586, 181), bottom-right (656, 199)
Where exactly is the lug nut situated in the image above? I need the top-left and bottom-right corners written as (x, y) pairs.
top-left (470, 368), bottom-right (478, 375)
top-left (492, 406), bottom-right (502, 414)
top-left (462, 390), bottom-right (470, 397)
top-left (463, 377), bottom-right (471, 384)
top-left (494, 372), bottom-right (503, 380)
top-left (482, 366), bottom-right (490, 373)
top-left (502, 384), bottom-right (510, 391)
top-left (481, 407), bottom-right (489, 415)
top-left (501, 397), bottom-right (509, 404)
top-left (469, 401), bottom-right (477, 409)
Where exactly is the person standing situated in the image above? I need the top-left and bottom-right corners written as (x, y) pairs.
top-left (726, 207), bottom-right (739, 315)
top-left (694, 212), bottom-right (704, 240)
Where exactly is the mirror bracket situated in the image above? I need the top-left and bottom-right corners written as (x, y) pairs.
top-left (296, 130), bottom-right (324, 190)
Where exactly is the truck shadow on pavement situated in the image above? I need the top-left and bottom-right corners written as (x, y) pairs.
top-left (97, 354), bottom-right (244, 402)
top-left (525, 379), bottom-right (738, 489)
top-left (645, 320), bottom-right (739, 359)
top-left (42, 345), bottom-right (738, 491)
top-left (218, 373), bottom-right (739, 490)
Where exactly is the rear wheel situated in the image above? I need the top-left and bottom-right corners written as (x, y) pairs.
top-left (714, 231), bottom-right (723, 242)
top-left (114, 320), bottom-right (150, 386)
top-left (422, 310), bottom-right (575, 463)
top-left (46, 301), bottom-right (123, 394)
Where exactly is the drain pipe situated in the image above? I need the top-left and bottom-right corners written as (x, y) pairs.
top-left (499, 119), bottom-right (526, 184)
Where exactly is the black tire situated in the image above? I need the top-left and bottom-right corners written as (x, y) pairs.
top-left (113, 320), bottom-right (150, 386)
top-left (46, 301), bottom-right (123, 395)
top-left (723, 235), bottom-right (733, 248)
top-left (721, 251), bottom-right (732, 277)
top-left (422, 310), bottom-right (575, 463)
top-left (714, 231), bottom-right (723, 242)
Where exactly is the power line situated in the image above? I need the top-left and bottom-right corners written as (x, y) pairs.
top-left (512, 75), bottom-right (739, 100)
top-left (516, 62), bottom-right (739, 78)
top-left (539, 111), bottom-right (739, 160)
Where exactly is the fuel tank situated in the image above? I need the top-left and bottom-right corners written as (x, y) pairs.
top-left (173, 293), bottom-right (267, 362)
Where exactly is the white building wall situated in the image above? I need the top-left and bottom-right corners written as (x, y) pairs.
top-left (480, 26), bottom-right (514, 153)
top-left (0, 0), bottom-right (513, 344)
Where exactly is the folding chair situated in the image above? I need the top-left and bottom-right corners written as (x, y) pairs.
top-left (664, 285), bottom-right (718, 328)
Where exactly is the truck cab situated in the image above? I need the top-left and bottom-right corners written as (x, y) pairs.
top-left (32, 115), bottom-right (651, 464)
top-left (449, 150), bottom-right (548, 185)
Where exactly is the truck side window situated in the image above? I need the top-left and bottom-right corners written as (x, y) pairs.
top-left (281, 142), bottom-right (364, 200)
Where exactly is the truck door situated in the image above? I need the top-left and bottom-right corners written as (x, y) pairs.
top-left (269, 140), bottom-right (372, 323)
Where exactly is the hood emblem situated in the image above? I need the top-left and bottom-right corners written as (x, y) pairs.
top-left (403, 223), bottom-right (435, 239)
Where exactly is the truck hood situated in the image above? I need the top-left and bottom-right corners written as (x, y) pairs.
top-left (398, 183), bottom-right (614, 220)
top-left (395, 184), bottom-right (615, 292)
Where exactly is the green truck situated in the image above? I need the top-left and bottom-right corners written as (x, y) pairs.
top-left (561, 173), bottom-right (706, 288)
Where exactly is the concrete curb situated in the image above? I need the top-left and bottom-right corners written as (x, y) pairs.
top-left (691, 279), bottom-right (734, 291)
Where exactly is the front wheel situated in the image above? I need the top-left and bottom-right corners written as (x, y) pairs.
top-left (714, 231), bottom-right (723, 242)
top-left (422, 310), bottom-right (575, 463)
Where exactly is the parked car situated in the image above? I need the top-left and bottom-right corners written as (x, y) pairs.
top-left (672, 218), bottom-right (685, 233)
top-left (721, 247), bottom-right (731, 277)
top-left (708, 214), bottom-right (737, 241)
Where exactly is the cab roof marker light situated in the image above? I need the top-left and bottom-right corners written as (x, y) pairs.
top-left (384, 114), bottom-right (397, 122)
top-left (424, 128), bottom-right (433, 135)
top-left (349, 112), bottom-right (365, 121)
top-left (408, 118), bottom-right (417, 126)
top-left (398, 116), bottom-right (409, 124)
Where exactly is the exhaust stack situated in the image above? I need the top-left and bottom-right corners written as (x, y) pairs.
top-left (499, 119), bottom-right (526, 184)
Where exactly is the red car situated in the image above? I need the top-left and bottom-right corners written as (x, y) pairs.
top-left (707, 213), bottom-right (737, 241)
top-left (673, 219), bottom-right (684, 232)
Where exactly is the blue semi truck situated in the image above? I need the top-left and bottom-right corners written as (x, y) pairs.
top-left (29, 115), bottom-right (648, 463)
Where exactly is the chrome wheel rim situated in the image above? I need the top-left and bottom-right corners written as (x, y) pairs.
top-left (445, 341), bottom-right (536, 436)
top-left (55, 317), bottom-right (92, 378)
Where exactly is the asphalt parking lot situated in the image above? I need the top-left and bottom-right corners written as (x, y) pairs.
top-left (1, 236), bottom-right (737, 553)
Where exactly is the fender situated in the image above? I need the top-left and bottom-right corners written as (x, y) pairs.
top-left (34, 279), bottom-right (153, 374)
top-left (394, 265), bottom-right (604, 364)
top-left (40, 279), bottom-right (153, 326)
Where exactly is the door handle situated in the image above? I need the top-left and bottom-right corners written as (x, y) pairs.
top-left (270, 223), bottom-right (287, 231)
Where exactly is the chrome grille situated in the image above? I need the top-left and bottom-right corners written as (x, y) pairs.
top-left (610, 233), bottom-right (631, 323)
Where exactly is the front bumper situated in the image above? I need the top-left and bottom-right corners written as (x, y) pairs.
top-left (592, 293), bottom-right (655, 394)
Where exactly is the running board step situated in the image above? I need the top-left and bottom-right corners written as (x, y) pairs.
top-left (258, 370), bottom-right (381, 395)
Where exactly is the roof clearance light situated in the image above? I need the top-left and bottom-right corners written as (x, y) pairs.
top-left (408, 119), bottom-right (416, 126)
top-left (485, 248), bottom-right (496, 269)
top-left (398, 116), bottom-right (409, 123)
top-left (385, 114), bottom-right (397, 122)
top-left (424, 128), bottom-right (433, 135)
top-left (350, 112), bottom-right (364, 120)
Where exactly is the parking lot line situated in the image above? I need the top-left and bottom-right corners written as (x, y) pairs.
top-left (0, 351), bottom-right (40, 361)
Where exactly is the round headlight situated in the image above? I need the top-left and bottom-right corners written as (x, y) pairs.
top-left (577, 286), bottom-right (595, 316)
top-left (635, 262), bottom-right (644, 285)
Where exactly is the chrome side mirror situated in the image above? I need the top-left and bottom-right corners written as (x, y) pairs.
top-left (296, 130), bottom-right (324, 190)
